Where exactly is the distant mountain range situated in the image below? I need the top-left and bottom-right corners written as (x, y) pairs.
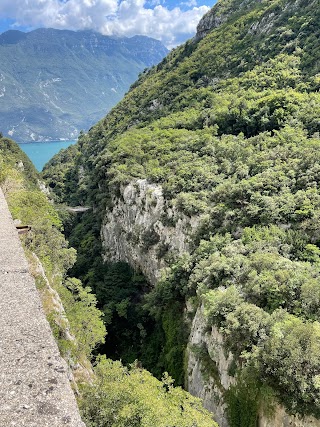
top-left (0, 29), bottom-right (168, 141)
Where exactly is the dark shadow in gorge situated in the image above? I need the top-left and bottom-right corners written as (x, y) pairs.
top-left (63, 210), bottom-right (186, 385)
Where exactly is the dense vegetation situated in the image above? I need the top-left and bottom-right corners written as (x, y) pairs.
top-left (0, 135), bottom-right (105, 365)
top-left (80, 357), bottom-right (215, 427)
top-left (43, 0), bottom-right (320, 424)
top-left (62, 207), bottom-right (187, 386)
top-left (0, 135), bottom-right (216, 426)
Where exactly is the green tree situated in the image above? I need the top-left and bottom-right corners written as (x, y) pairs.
top-left (80, 356), bottom-right (217, 427)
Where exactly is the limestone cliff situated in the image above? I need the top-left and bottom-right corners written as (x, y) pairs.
top-left (100, 179), bottom-right (320, 427)
top-left (101, 179), bottom-right (199, 286)
top-left (195, 0), bottom-right (262, 40)
top-left (188, 306), bottom-right (320, 427)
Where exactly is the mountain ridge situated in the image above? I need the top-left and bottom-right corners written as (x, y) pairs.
top-left (0, 28), bottom-right (168, 142)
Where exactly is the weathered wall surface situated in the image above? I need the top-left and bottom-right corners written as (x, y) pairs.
top-left (258, 406), bottom-right (320, 427)
top-left (0, 189), bottom-right (85, 427)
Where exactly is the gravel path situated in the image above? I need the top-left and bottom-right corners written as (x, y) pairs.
top-left (0, 189), bottom-right (85, 427)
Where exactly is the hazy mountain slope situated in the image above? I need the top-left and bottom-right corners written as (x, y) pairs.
top-left (0, 29), bottom-right (168, 141)
top-left (44, 0), bottom-right (320, 425)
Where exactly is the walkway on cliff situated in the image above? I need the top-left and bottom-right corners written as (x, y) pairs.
top-left (66, 206), bottom-right (91, 213)
top-left (0, 189), bottom-right (85, 427)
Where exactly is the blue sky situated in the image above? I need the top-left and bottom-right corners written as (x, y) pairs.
top-left (0, 0), bottom-right (217, 48)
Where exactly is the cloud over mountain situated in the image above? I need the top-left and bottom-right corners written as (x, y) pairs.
top-left (0, 0), bottom-right (210, 47)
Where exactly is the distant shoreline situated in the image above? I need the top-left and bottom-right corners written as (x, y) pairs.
top-left (18, 139), bottom-right (77, 144)
top-left (18, 139), bottom-right (77, 171)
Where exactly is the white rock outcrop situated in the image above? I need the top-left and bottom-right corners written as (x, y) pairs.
top-left (101, 179), bottom-right (199, 285)
top-left (188, 306), bottom-right (320, 427)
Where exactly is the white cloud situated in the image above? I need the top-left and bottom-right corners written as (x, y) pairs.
top-left (0, 0), bottom-right (210, 47)
top-left (180, 0), bottom-right (198, 7)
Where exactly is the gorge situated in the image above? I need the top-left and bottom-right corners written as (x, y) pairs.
top-left (2, 0), bottom-right (320, 426)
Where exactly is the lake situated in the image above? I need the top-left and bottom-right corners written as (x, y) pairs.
top-left (18, 140), bottom-right (77, 172)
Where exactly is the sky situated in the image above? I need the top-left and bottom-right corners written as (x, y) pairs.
top-left (0, 0), bottom-right (217, 48)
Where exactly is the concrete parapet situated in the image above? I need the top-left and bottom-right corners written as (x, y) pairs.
top-left (0, 189), bottom-right (85, 427)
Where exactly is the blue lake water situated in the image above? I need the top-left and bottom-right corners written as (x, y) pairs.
top-left (18, 140), bottom-right (77, 171)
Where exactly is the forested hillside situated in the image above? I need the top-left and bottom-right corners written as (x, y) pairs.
top-left (43, 0), bottom-right (320, 425)
top-left (0, 29), bottom-right (168, 141)
top-left (0, 135), bottom-right (217, 426)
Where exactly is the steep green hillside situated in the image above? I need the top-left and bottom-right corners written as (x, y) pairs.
top-left (0, 29), bottom-right (168, 141)
top-left (44, 0), bottom-right (320, 423)
top-left (0, 137), bottom-right (217, 427)
top-left (0, 135), bottom-right (105, 364)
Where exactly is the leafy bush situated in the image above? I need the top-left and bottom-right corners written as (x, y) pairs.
top-left (79, 356), bottom-right (217, 427)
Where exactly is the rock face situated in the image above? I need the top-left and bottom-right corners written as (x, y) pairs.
top-left (196, 0), bottom-right (318, 42)
top-left (101, 179), bottom-right (320, 427)
top-left (258, 406), bottom-right (320, 427)
top-left (195, 8), bottom-right (228, 40)
top-left (101, 179), bottom-right (199, 285)
top-left (187, 306), bottom-right (235, 427)
top-left (187, 307), bottom-right (320, 427)
top-left (195, 0), bottom-right (254, 39)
